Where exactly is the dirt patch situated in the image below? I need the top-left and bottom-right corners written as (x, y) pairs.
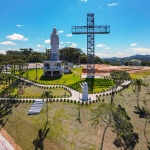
top-left (82, 64), bottom-right (150, 76)
top-left (0, 127), bottom-right (22, 150)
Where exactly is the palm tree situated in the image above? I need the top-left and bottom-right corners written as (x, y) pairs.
top-left (42, 91), bottom-right (52, 122)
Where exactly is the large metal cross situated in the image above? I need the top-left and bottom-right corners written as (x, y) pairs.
top-left (72, 13), bottom-right (110, 77)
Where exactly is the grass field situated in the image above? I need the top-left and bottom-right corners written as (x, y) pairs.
top-left (1, 74), bottom-right (150, 150)
top-left (130, 70), bottom-right (150, 79)
top-left (23, 68), bottom-right (82, 85)
top-left (11, 86), bottom-right (71, 98)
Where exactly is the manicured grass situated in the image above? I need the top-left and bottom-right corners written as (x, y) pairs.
top-left (0, 85), bottom-right (3, 91)
top-left (1, 79), bottom-right (150, 150)
top-left (69, 78), bottom-right (113, 93)
top-left (22, 68), bottom-right (113, 93)
top-left (11, 85), bottom-right (71, 98)
top-left (23, 68), bottom-right (82, 85)
top-left (1, 68), bottom-right (150, 149)
top-left (130, 70), bottom-right (150, 79)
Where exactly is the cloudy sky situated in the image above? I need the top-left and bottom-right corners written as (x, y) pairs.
top-left (0, 0), bottom-right (150, 58)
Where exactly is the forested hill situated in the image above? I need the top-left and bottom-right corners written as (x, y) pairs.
top-left (102, 54), bottom-right (150, 66)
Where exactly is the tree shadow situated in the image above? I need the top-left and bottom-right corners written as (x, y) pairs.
top-left (0, 100), bottom-right (19, 119)
top-left (134, 105), bottom-right (148, 118)
top-left (100, 117), bottom-right (111, 150)
top-left (39, 75), bottom-right (61, 81)
top-left (0, 118), bottom-right (8, 129)
top-left (113, 132), bottom-right (139, 150)
top-left (85, 78), bottom-right (94, 93)
top-left (76, 104), bottom-right (82, 123)
top-left (33, 121), bottom-right (50, 150)
top-left (113, 105), bottom-right (139, 149)
top-left (134, 105), bottom-right (150, 149)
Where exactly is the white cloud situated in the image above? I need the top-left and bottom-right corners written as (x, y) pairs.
top-left (66, 42), bottom-right (71, 44)
top-left (131, 47), bottom-right (150, 53)
top-left (35, 49), bottom-right (40, 51)
top-left (107, 3), bottom-right (118, 7)
top-left (131, 43), bottom-right (137, 47)
top-left (59, 30), bottom-right (64, 33)
top-left (0, 50), bottom-right (6, 54)
top-left (96, 44), bottom-right (106, 47)
top-left (96, 51), bottom-right (130, 58)
top-left (69, 43), bottom-right (77, 48)
top-left (44, 39), bottom-right (50, 44)
top-left (36, 44), bottom-right (44, 48)
top-left (96, 52), bottom-right (111, 58)
top-left (17, 24), bottom-right (23, 27)
top-left (81, 0), bottom-right (87, 2)
top-left (6, 33), bottom-right (28, 41)
top-left (117, 52), bottom-right (125, 56)
top-left (0, 41), bottom-right (17, 45)
top-left (66, 34), bottom-right (72, 37)
top-left (105, 47), bottom-right (109, 50)
top-left (60, 42), bottom-right (64, 44)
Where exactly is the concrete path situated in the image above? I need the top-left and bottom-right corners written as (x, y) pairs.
top-left (1, 76), bottom-right (131, 102)
top-left (0, 134), bottom-right (14, 150)
top-left (0, 73), bottom-right (131, 102)
top-left (28, 100), bottom-right (44, 115)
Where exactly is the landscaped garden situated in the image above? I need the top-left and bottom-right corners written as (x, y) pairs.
top-left (0, 72), bottom-right (150, 150)
top-left (0, 65), bottom-right (150, 150)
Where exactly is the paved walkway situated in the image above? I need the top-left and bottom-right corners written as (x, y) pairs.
top-left (0, 134), bottom-right (14, 150)
top-left (28, 100), bottom-right (44, 115)
top-left (20, 77), bottom-right (131, 101)
top-left (0, 75), bottom-right (131, 102)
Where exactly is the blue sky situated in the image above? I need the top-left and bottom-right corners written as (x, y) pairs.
top-left (0, 0), bottom-right (150, 58)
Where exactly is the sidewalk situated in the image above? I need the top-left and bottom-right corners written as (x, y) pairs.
top-left (0, 75), bottom-right (131, 102)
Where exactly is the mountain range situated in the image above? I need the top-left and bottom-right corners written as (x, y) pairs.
top-left (102, 54), bottom-right (150, 65)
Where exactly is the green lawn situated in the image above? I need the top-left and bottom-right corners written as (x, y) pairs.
top-left (23, 68), bottom-right (82, 85)
top-left (1, 69), bottom-right (150, 149)
top-left (1, 79), bottom-right (150, 150)
top-left (11, 86), bottom-right (71, 98)
top-left (130, 70), bottom-right (150, 79)
top-left (22, 68), bottom-right (113, 93)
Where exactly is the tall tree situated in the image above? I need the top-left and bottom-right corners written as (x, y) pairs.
top-left (110, 70), bottom-right (131, 104)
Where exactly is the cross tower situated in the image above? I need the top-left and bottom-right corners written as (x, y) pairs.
top-left (72, 13), bottom-right (110, 77)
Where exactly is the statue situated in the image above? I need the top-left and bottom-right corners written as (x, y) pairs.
top-left (50, 27), bottom-right (59, 54)
top-left (80, 82), bottom-right (88, 101)
top-left (43, 27), bottom-right (63, 77)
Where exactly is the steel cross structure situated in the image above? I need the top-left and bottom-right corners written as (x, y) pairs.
top-left (72, 13), bottom-right (110, 77)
